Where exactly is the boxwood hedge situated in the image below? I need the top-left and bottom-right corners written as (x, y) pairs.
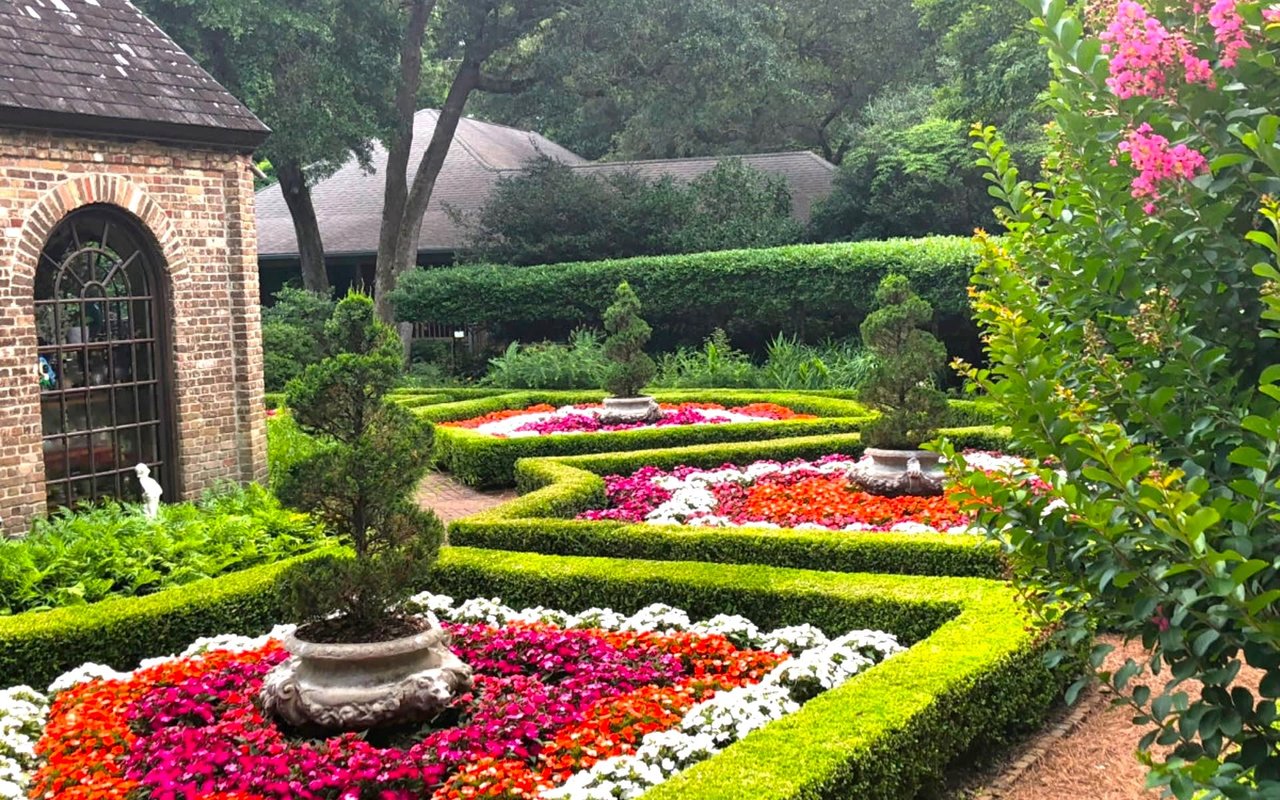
top-left (0, 550), bottom-right (338, 688)
top-left (427, 547), bottom-right (1066, 800)
top-left (414, 390), bottom-right (877, 487)
top-left (388, 237), bottom-right (981, 361)
top-left (449, 429), bottom-right (1014, 578)
top-left (2, 545), bottom-right (1064, 798)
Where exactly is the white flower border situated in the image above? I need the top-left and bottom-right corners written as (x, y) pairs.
top-left (0, 597), bottom-right (904, 800)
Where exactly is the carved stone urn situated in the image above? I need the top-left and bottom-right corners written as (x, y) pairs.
top-left (258, 621), bottom-right (473, 732)
top-left (599, 395), bottom-right (662, 425)
top-left (849, 448), bottom-right (945, 497)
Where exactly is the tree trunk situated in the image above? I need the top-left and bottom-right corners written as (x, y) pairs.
top-left (375, 61), bottom-right (481, 322)
top-left (374, 0), bottom-right (435, 324)
top-left (276, 159), bottom-right (330, 294)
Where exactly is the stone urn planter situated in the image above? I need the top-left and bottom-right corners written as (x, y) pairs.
top-left (599, 395), bottom-right (661, 425)
top-left (259, 621), bottom-right (473, 732)
top-left (849, 448), bottom-right (945, 497)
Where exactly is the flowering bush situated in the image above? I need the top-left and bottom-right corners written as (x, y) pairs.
top-left (13, 596), bottom-right (901, 800)
top-left (577, 452), bottom-right (1028, 533)
top-left (961, 0), bottom-right (1280, 796)
top-left (442, 402), bottom-right (815, 438)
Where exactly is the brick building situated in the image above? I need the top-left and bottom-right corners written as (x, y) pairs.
top-left (0, 0), bottom-right (271, 534)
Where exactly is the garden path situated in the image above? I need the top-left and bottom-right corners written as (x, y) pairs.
top-left (415, 470), bottom-right (515, 522)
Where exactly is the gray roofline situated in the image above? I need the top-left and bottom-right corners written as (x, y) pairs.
top-left (0, 106), bottom-right (269, 151)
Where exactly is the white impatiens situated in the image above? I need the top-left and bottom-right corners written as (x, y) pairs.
top-left (0, 686), bottom-right (47, 800)
top-left (14, 593), bottom-right (905, 800)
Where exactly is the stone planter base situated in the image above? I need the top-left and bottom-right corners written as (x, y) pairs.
top-left (259, 621), bottom-right (473, 732)
top-left (849, 448), bottom-right (945, 497)
top-left (599, 395), bottom-right (662, 425)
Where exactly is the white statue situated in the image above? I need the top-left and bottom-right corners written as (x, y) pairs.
top-left (135, 462), bottom-right (163, 519)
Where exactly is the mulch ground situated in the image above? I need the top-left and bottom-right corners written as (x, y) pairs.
top-left (959, 635), bottom-right (1262, 800)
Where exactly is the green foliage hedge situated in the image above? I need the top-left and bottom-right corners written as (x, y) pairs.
top-left (415, 390), bottom-right (876, 487)
top-left (450, 430), bottom-right (1012, 578)
top-left (412, 391), bottom-right (1004, 488)
top-left (428, 548), bottom-right (1066, 800)
top-left (0, 485), bottom-right (327, 615)
top-left (389, 237), bottom-right (982, 360)
top-left (0, 550), bottom-right (337, 688)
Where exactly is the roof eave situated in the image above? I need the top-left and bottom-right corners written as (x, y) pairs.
top-left (0, 106), bottom-right (270, 152)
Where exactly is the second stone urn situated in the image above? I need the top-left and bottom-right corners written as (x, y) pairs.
top-left (849, 448), bottom-right (945, 497)
top-left (599, 395), bottom-right (662, 425)
top-left (258, 620), bottom-right (473, 732)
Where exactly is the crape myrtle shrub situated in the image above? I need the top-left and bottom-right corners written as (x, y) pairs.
top-left (389, 237), bottom-right (981, 362)
top-left (955, 1), bottom-right (1280, 797)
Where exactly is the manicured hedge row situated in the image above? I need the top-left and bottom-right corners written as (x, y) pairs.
top-left (389, 237), bottom-right (982, 360)
top-left (450, 430), bottom-right (1012, 578)
top-left (0, 550), bottom-right (337, 688)
top-left (429, 548), bottom-right (1066, 800)
top-left (416, 391), bottom-right (877, 487)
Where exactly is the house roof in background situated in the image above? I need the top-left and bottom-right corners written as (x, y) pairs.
top-left (256, 109), bottom-right (588, 259)
top-left (0, 0), bottom-right (269, 149)
top-left (255, 110), bottom-right (837, 260)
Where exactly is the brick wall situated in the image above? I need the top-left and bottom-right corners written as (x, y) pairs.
top-left (0, 128), bottom-right (267, 535)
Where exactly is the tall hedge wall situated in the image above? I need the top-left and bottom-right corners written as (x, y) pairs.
top-left (389, 237), bottom-right (980, 359)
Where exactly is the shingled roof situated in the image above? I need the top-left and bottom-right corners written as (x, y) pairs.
top-left (255, 110), bottom-right (836, 260)
top-left (0, 0), bottom-right (269, 149)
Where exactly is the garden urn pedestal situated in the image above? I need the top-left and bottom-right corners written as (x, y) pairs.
top-left (849, 448), bottom-right (945, 497)
top-left (600, 395), bottom-right (661, 424)
top-left (259, 621), bottom-right (473, 732)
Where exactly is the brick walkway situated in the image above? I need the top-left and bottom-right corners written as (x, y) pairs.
top-left (415, 470), bottom-right (516, 522)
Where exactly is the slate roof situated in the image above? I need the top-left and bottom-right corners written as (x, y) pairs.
top-left (0, 0), bottom-right (269, 149)
top-left (256, 109), bottom-right (836, 260)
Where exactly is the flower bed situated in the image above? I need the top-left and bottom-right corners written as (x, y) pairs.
top-left (577, 452), bottom-right (1027, 534)
top-left (7, 596), bottom-right (901, 800)
top-left (442, 402), bottom-right (815, 438)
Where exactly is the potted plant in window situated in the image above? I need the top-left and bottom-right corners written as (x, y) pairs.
top-left (599, 281), bottom-right (661, 424)
top-left (850, 274), bottom-right (950, 496)
top-left (259, 293), bottom-right (471, 732)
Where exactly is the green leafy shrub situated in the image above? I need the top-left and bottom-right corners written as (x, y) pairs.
top-left (452, 155), bottom-right (802, 266)
top-left (956, 1), bottom-right (1280, 796)
top-left (810, 117), bottom-right (994, 241)
top-left (759, 335), bottom-right (876, 391)
top-left (602, 281), bottom-right (657, 398)
top-left (388, 237), bottom-right (981, 362)
top-left (261, 286), bottom-right (336, 392)
top-left (0, 484), bottom-right (324, 616)
top-left (0, 550), bottom-right (336, 688)
top-left (481, 329), bottom-right (609, 389)
top-left (653, 329), bottom-right (759, 388)
top-left (275, 293), bottom-right (444, 636)
top-left (859, 275), bottom-right (948, 448)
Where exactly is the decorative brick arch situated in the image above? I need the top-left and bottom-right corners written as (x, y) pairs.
top-left (15, 175), bottom-right (190, 291)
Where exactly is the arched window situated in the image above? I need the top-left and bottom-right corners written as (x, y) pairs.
top-left (34, 206), bottom-right (176, 509)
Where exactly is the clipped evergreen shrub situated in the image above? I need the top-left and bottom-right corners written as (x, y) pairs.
top-left (388, 238), bottom-right (981, 362)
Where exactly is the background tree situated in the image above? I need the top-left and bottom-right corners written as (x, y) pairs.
top-left (810, 116), bottom-right (993, 241)
top-left (453, 156), bottom-right (802, 265)
top-left (474, 0), bottom-right (936, 163)
top-left (137, 0), bottom-right (401, 293)
top-left (374, 0), bottom-right (580, 323)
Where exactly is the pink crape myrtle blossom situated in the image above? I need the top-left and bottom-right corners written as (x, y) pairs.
top-left (1117, 123), bottom-right (1209, 212)
top-left (1265, 5), bottom-right (1280, 23)
top-left (1100, 1), bottom-right (1214, 98)
top-left (1208, 0), bottom-right (1250, 67)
